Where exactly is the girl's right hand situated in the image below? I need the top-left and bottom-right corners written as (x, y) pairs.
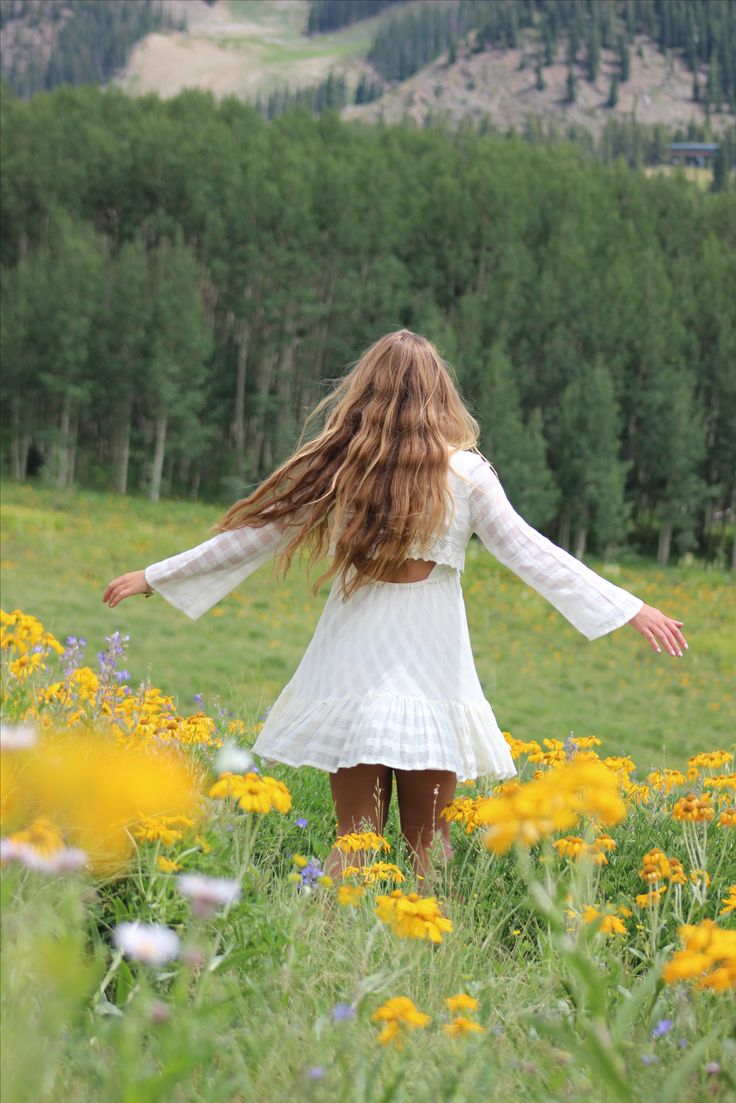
top-left (103, 569), bottom-right (151, 608)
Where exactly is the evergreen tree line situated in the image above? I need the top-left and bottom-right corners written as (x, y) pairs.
top-left (365, 0), bottom-right (736, 116)
top-left (1, 84), bottom-right (734, 567)
top-left (307, 0), bottom-right (406, 35)
top-left (0, 0), bottom-right (182, 99)
top-left (254, 71), bottom-right (383, 121)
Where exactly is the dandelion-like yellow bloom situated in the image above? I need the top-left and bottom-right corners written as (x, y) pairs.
top-left (672, 792), bottom-right (714, 822)
top-left (689, 868), bottom-right (711, 887)
top-left (662, 919), bottom-right (736, 992)
top-left (444, 993), bottom-right (479, 1014)
top-left (334, 831), bottom-right (390, 854)
top-left (719, 886), bottom-right (736, 915)
top-left (476, 759), bottom-right (626, 855)
top-left (0, 609), bottom-right (64, 659)
top-left (208, 771), bottom-right (292, 814)
top-left (371, 996), bottom-right (431, 1047)
top-left (375, 889), bottom-right (453, 943)
top-left (648, 768), bottom-right (687, 792)
top-left (553, 835), bottom-right (611, 865)
top-left (443, 1016), bottom-right (485, 1037)
top-left (717, 807), bottom-right (736, 828)
top-left (337, 884), bottom-right (364, 907)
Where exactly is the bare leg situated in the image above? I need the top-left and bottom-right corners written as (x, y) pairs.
top-left (394, 769), bottom-right (457, 891)
top-left (322, 763), bottom-right (393, 879)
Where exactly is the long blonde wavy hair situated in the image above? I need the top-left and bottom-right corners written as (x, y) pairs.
top-left (212, 329), bottom-right (483, 599)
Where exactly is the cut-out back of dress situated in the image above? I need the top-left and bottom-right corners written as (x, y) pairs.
top-left (374, 558), bottom-right (437, 584)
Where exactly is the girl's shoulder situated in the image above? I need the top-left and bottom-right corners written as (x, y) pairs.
top-left (448, 448), bottom-right (492, 480)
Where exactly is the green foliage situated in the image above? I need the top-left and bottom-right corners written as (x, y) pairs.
top-left (1, 85), bottom-right (735, 563)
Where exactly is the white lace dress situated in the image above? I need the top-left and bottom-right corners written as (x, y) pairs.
top-left (144, 450), bottom-right (644, 782)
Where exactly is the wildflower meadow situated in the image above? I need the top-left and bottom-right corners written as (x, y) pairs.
top-left (1, 482), bottom-right (735, 1102)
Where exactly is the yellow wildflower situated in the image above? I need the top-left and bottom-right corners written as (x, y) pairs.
top-left (636, 886), bottom-right (667, 908)
top-left (688, 751), bottom-right (732, 772)
top-left (6, 817), bottom-right (64, 857)
top-left (337, 884), bottom-right (364, 907)
top-left (477, 759), bottom-right (626, 855)
top-left (375, 889), bottom-right (453, 943)
top-left (156, 856), bottom-right (181, 874)
top-left (343, 861), bottom-right (405, 885)
top-left (371, 996), bottom-right (430, 1047)
top-left (662, 919), bottom-right (736, 992)
top-left (444, 993), bottom-right (479, 1014)
top-left (718, 806), bottom-right (735, 828)
top-left (208, 771), bottom-right (291, 814)
top-left (443, 1016), bottom-right (485, 1037)
top-left (648, 768), bottom-right (687, 792)
top-left (672, 792), bottom-right (714, 822)
top-left (719, 886), bottom-right (736, 915)
top-left (334, 831), bottom-right (390, 854)
top-left (133, 814), bottom-right (195, 847)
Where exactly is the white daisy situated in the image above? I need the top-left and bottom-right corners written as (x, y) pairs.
top-left (113, 922), bottom-right (180, 965)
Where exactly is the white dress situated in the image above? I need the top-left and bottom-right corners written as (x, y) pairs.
top-left (144, 450), bottom-right (644, 782)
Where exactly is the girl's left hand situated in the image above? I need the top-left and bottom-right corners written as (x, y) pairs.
top-left (627, 603), bottom-right (688, 656)
top-left (103, 569), bottom-right (150, 608)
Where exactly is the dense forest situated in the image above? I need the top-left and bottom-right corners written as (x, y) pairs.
top-left (0, 0), bottom-right (180, 98)
top-left (1, 83), bottom-right (735, 568)
top-left (306, 0), bottom-right (406, 34)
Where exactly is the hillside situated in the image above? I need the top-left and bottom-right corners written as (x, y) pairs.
top-left (2, 0), bottom-right (733, 138)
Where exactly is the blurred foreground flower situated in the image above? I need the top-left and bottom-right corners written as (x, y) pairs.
top-left (334, 831), bottom-right (390, 854)
top-left (213, 740), bottom-right (255, 776)
top-left (371, 996), bottom-right (430, 1047)
top-left (113, 922), bottom-right (180, 965)
top-left (475, 759), bottom-right (627, 854)
top-left (375, 889), bottom-right (453, 943)
top-left (0, 722), bottom-right (37, 751)
top-left (661, 919), bottom-right (736, 992)
top-left (178, 874), bottom-right (242, 917)
top-left (1, 726), bottom-right (204, 877)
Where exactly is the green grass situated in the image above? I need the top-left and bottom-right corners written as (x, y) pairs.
top-left (2, 479), bottom-right (734, 777)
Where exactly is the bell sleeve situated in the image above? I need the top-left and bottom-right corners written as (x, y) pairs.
top-left (467, 457), bottom-right (644, 641)
top-left (143, 518), bottom-right (290, 622)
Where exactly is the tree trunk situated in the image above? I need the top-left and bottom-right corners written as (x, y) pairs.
top-left (57, 398), bottom-right (72, 489)
top-left (558, 506), bottom-right (571, 550)
top-left (163, 449), bottom-right (175, 499)
top-left (112, 413), bottom-right (131, 495)
top-left (150, 414), bottom-right (168, 502)
top-left (657, 518), bottom-right (673, 567)
top-left (573, 524), bottom-right (587, 559)
top-left (234, 321), bottom-right (250, 482)
top-left (190, 467), bottom-right (201, 502)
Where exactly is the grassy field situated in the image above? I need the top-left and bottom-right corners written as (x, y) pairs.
top-left (2, 478), bottom-right (735, 1103)
top-left (1, 479), bottom-right (734, 777)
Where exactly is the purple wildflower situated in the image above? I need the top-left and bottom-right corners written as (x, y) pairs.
top-left (62, 635), bottom-right (86, 679)
top-left (296, 817), bottom-right (308, 829)
top-left (258, 705), bottom-right (272, 723)
top-left (678, 1038), bottom-right (688, 1049)
top-left (332, 1002), bottom-right (355, 1022)
top-left (641, 1054), bottom-right (658, 1066)
top-left (652, 1019), bottom-right (673, 1039)
top-left (306, 1067), bottom-right (325, 1081)
top-left (706, 1062), bottom-right (721, 1075)
top-left (194, 693), bottom-right (203, 705)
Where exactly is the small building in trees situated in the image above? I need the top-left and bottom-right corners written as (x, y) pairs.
top-left (669, 142), bottom-right (720, 168)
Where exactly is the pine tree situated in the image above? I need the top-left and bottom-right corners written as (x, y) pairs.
top-left (619, 35), bottom-right (631, 83)
top-left (566, 63), bottom-right (576, 104)
top-left (535, 59), bottom-right (545, 92)
top-left (608, 75), bottom-right (618, 107)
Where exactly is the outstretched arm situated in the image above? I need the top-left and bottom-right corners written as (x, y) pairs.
top-left (467, 457), bottom-right (687, 654)
top-left (102, 519), bottom-right (289, 621)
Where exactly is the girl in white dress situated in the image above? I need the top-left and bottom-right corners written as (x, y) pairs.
top-left (103, 330), bottom-right (687, 883)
